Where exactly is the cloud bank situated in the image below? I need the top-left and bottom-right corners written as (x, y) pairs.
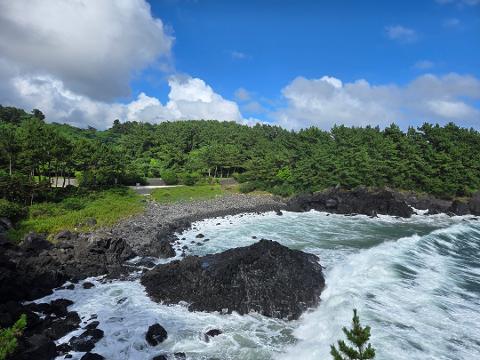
top-left (275, 74), bottom-right (480, 130)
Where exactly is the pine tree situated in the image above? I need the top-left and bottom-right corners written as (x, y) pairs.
top-left (331, 309), bottom-right (376, 360)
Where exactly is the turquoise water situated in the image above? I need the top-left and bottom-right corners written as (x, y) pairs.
top-left (38, 211), bottom-right (480, 360)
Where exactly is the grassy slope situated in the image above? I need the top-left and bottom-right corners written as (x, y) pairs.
top-left (8, 188), bottom-right (145, 242)
top-left (150, 184), bottom-right (228, 204)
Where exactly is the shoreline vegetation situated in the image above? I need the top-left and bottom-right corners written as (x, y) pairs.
top-left (2, 104), bottom-right (480, 243)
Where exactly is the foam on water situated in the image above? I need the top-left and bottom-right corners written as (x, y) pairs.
top-left (35, 211), bottom-right (480, 359)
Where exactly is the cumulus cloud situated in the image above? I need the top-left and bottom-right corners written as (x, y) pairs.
top-left (275, 74), bottom-right (480, 130)
top-left (3, 74), bottom-right (242, 128)
top-left (385, 25), bottom-right (418, 43)
top-left (0, 0), bottom-right (173, 101)
top-left (127, 76), bottom-right (243, 123)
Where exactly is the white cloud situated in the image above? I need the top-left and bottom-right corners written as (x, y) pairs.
top-left (128, 76), bottom-right (243, 122)
top-left (275, 73), bottom-right (480, 130)
top-left (385, 25), bottom-right (418, 43)
top-left (0, 0), bottom-right (173, 101)
top-left (414, 60), bottom-right (435, 70)
top-left (3, 74), bottom-right (243, 128)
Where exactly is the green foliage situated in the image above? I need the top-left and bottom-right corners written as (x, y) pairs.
top-left (161, 170), bottom-right (178, 185)
top-left (271, 184), bottom-right (295, 197)
top-left (239, 181), bottom-right (258, 193)
top-left (0, 199), bottom-right (27, 223)
top-left (0, 314), bottom-right (27, 360)
top-left (331, 309), bottom-right (376, 360)
top-left (151, 185), bottom-right (224, 204)
top-left (179, 172), bottom-right (201, 186)
top-left (2, 105), bottom-right (480, 206)
top-left (7, 188), bottom-right (144, 242)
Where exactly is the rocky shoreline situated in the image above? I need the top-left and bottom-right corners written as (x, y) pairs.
top-left (1, 188), bottom-right (479, 359)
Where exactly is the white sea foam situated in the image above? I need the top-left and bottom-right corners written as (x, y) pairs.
top-left (34, 211), bottom-right (479, 359)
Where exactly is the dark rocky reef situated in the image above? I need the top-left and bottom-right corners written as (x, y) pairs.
top-left (286, 187), bottom-right (413, 217)
top-left (286, 187), bottom-right (480, 217)
top-left (0, 231), bottom-right (135, 359)
top-left (0, 231), bottom-right (135, 303)
top-left (141, 239), bottom-right (325, 320)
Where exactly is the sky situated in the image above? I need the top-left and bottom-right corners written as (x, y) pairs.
top-left (0, 0), bottom-right (479, 130)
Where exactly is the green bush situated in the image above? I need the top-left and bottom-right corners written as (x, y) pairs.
top-left (161, 170), bottom-right (178, 185)
top-left (271, 184), bottom-right (295, 197)
top-left (61, 197), bottom-right (86, 211)
top-left (239, 182), bottom-right (257, 193)
top-left (0, 199), bottom-right (27, 223)
top-left (0, 314), bottom-right (27, 360)
top-left (179, 172), bottom-right (201, 186)
top-left (233, 172), bottom-right (249, 183)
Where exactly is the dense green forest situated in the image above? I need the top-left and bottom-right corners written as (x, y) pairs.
top-left (1, 104), bottom-right (480, 207)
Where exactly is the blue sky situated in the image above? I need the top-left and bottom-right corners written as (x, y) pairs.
top-left (0, 0), bottom-right (479, 129)
top-left (136, 0), bottom-right (480, 119)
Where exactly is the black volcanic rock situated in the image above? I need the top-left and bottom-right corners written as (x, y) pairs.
top-left (469, 192), bottom-right (480, 215)
top-left (145, 323), bottom-right (168, 346)
top-left (141, 240), bottom-right (325, 320)
top-left (287, 187), bottom-right (413, 217)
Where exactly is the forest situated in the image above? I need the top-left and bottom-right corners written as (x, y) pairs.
top-left (1, 104), bottom-right (480, 208)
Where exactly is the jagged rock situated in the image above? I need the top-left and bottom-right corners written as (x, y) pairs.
top-left (174, 353), bottom-right (186, 359)
top-left (21, 232), bottom-right (52, 254)
top-left (154, 238), bottom-right (176, 258)
top-left (146, 323), bottom-right (168, 346)
top-left (287, 187), bottom-right (413, 217)
top-left (85, 321), bottom-right (99, 330)
top-left (83, 282), bottom-right (95, 289)
top-left (152, 355), bottom-right (168, 360)
top-left (204, 329), bottom-right (222, 342)
top-left (448, 200), bottom-right (470, 215)
top-left (469, 192), bottom-right (480, 215)
top-left (195, 233), bottom-right (205, 238)
top-left (69, 328), bottom-right (104, 352)
top-left (81, 353), bottom-right (105, 360)
top-left (19, 333), bottom-right (57, 360)
top-left (141, 240), bottom-right (325, 320)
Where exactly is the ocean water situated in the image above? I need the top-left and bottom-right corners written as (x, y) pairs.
top-left (36, 211), bottom-right (480, 360)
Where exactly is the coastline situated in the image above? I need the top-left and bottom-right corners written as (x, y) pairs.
top-left (107, 193), bottom-right (287, 256)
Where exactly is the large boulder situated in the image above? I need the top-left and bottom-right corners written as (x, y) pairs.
top-left (287, 187), bottom-right (413, 217)
top-left (141, 240), bottom-right (325, 320)
top-left (145, 323), bottom-right (168, 346)
top-left (469, 192), bottom-right (480, 216)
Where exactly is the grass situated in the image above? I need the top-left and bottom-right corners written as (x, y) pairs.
top-left (150, 184), bottom-right (229, 204)
top-left (8, 187), bottom-right (145, 242)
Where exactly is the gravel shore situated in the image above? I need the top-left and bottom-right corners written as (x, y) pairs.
top-left (107, 193), bottom-right (286, 256)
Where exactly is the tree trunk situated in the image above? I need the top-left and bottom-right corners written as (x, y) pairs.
top-left (9, 156), bottom-right (12, 175)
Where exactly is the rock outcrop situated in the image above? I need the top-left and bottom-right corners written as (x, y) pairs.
top-left (141, 240), bottom-right (325, 320)
top-left (287, 187), bottom-right (413, 217)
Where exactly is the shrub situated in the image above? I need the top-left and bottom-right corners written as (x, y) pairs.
top-left (0, 199), bottom-right (27, 223)
top-left (179, 172), bottom-right (201, 186)
top-left (271, 184), bottom-right (295, 197)
top-left (0, 314), bottom-right (27, 360)
top-left (233, 172), bottom-right (249, 183)
top-left (161, 170), bottom-right (178, 185)
top-left (239, 182), bottom-right (257, 193)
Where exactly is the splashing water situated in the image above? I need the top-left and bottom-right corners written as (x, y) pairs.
top-left (36, 211), bottom-right (480, 359)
